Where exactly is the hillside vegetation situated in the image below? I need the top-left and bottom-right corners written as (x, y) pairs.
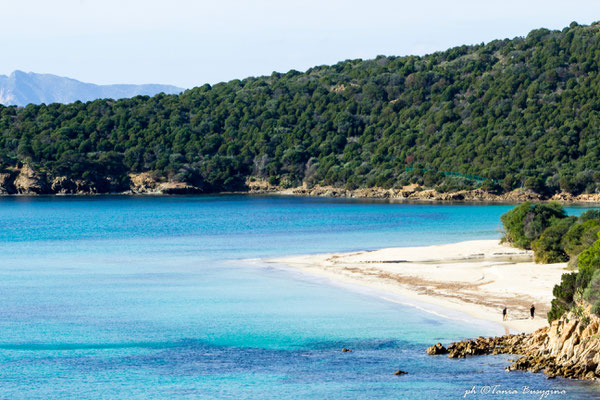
top-left (501, 203), bottom-right (600, 322)
top-left (2, 22), bottom-right (600, 194)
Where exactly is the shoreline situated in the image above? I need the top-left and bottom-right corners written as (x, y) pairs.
top-left (246, 182), bottom-right (600, 204)
top-left (249, 257), bottom-right (508, 336)
top-left (2, 166), bottom-right (600, 204)
top-left (3, 190), bottom-right (600, 206)
top-left (265, 240), bottom-right (568, 334)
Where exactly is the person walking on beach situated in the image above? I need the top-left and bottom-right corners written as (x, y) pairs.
top-left (530, 304), bottom-right (535, 319)
top-left (502, 307), bottom-right (507, 321)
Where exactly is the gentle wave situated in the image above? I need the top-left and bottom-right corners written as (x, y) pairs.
top-left (0, 341), bottom-right (194, 351)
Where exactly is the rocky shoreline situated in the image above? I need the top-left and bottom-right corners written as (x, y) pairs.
top-left (2, 166), bottom-right (600, 203)
top-left (247, 180), bottom-right (600, 204)
top-left (0, 167), bottom-right (204, 195)
top-left (427, 310), bottom-right (600, 381)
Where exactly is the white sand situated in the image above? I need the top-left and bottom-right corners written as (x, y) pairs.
top-left (267, 240), bottom-right (569, 334)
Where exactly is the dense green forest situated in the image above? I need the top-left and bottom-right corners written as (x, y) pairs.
top-left (501, 203), bottom-right (600, 322)
top-left (2, 22), bottom-right (600, 193)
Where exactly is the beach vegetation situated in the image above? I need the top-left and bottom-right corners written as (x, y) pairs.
top-left (574, 235), bottom-right (600, 288)
top-left (548, 233), bottom-right (600, 321)
top-left (500, 202), bottom-right (566, 249)
top-left (532, 217), bottom-right (576, 263)
top-left (562, 219), bottom-right (600, 261)
top-left (548, 272), bottom-right (579, 322)
top-left (578, 210), bottom-right (600, 223)
top-left (583, 269), bottom-right (600, 304)
top-left (501, 203), bottom-right (600, 321)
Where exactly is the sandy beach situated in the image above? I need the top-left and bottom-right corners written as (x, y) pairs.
top-left (267, 240), bottom-right (569, 334)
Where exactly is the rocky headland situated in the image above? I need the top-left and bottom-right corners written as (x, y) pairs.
top-left (427, 308), bottom-right (600, 381)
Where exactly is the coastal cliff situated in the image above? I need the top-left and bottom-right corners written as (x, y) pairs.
top-left (428, 307), bottom-right (600, 381)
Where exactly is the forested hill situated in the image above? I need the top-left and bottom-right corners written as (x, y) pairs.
top-left (1, 22), bottom-right (600, 195)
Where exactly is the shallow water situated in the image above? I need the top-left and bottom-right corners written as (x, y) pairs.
top-left (0, 196), bottom-right (598, 399)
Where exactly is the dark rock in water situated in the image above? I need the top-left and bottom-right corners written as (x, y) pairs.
top-left (426, 343), bottom-right (448, 355)
top-left (393, 370), bottom-right (408, 375)
top-left (341, 348), bottom-right (352, 352)
top-left (425, 310), bottom-right (600, 381)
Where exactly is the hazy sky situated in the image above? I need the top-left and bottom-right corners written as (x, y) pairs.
top-left (3, 1), bottom-right (600, 88)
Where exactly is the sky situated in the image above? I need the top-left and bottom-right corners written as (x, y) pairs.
top-left (2, 0), bottom-right (600, 88)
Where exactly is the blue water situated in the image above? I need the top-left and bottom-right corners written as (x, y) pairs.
top-left (0, 196), bottom-right (598, 399)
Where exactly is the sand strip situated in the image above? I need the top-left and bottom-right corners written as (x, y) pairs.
top-left (266, 240), bottom-right (568, 334)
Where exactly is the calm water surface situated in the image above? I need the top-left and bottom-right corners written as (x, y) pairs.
top-left (0, 196), bottom-right (597, 399)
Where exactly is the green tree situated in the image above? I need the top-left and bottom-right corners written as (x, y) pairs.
top-left (575, 234), bottom-right (600, 289)
top-left (532, 217), bottom-right (575, 263)
top-left (501, 202), bottom-right (566, 249)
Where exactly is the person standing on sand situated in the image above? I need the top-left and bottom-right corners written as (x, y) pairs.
top-left (502, 307), bottom-right (507, 321)
top-left (530, 304), bottom-right (535, 319)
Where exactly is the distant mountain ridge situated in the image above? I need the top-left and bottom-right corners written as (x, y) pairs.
top-left (0, 70), bottom-right (183, 107)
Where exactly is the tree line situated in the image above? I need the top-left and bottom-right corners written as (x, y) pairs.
top-left (2, 22), bottom-right (600, 194)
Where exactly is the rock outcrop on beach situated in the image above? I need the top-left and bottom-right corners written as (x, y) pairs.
top-left (127, 172), bottom-right (203, 195)
top-left (427, 309), bottom-right (600, 380)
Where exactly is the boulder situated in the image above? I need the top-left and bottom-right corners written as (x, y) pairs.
top-left (0, 172), bottom-right (16, 194)
top-left (129, 172), bottom-right (159, 193)
top-left (13, 165), bottom-right (49, 194)
top-left (51, 176), bottom-right (97, 194)
top-left (426, 343), bottom-right (448, 355)
top-left (128, 173), bottom-right (203, 195)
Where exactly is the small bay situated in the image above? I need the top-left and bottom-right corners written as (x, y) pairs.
top-left (0, 195), bottom-right (597, 399)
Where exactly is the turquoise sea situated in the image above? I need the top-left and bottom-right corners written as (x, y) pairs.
top-left (0, 195), bottom-right (598, 399)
